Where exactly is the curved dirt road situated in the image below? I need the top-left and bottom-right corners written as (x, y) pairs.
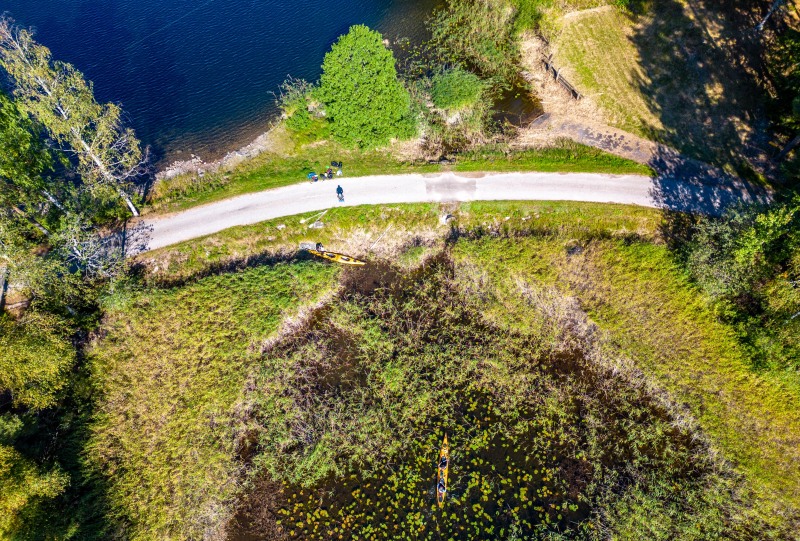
top-left (141, 170), bottom-right (769, 251)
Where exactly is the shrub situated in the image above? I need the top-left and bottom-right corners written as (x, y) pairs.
top-left (318, 25), bottom-right (415, 148)
top-left (431, 68), bottom-right (485, 110)
top-left (0, 311), bottom-right (76, 410)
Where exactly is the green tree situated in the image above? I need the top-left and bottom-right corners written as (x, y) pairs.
top-left (0, 311), bottom-right (77, 410)
top-left (688, 199), bottom-right (800, 302)
top-left (319, 25), bottom-right (414, 148)
top-left (0, 443), bottom-right (69, 538)
top-left (0, 92), bottom-right (63, 236)
top-left (0, 17), bottom-right (145, 217)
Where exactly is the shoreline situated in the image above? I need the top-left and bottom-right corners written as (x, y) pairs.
top-left (155, 119), bottom-right (282, 181)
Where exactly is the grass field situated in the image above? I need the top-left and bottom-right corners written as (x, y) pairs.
top-left (88, 262), bottom-right (340, 540)
top-left (92, 202), bottom-right (799, 538)
top-left (549, 2), bottom-right (768, 178)
top-left (550, 6), bottom-right (662, 136)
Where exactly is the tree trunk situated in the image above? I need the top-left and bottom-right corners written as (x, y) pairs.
top-left (41, 189), bottom-right (67, 213)
top-left (11, 206), bottom-right (50, 236)
top-left (76, 132), bottom-right (140, 217)
top-left (0, 267), bottom-right (8, 312)
top-left (0, 267), bottom-right (8, 313)
top-left (756, 0), bottom-right (787, 32)
top-left (774, 133), bottom-right (800, 162)
top-left (120, 189), bottom-right (140, 217)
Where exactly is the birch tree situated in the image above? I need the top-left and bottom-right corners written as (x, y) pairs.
top-left (0, 17), bottom-right (145, 217)
top-left (0, 92), bottom-right (67, 233)
top-left (756, 0), bottom-right (787, 33)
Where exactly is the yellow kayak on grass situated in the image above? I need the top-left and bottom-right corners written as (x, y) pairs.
top-left (437, 434), bottom-right (449, 508)
top-left (307, 249), bottom-right (366, 266)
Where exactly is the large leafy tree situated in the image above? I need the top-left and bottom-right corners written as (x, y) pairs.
top-left (0, 17), bottom-right (145, 216)
top-left (0, 92), bottom-right (62, 236)
top-left (0, 311), bottom-right (77, 410)
top-left (319, 25), bottom-right (414, 148)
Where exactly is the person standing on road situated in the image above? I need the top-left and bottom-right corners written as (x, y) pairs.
top-left (336, 185), bottom-right (344, 202)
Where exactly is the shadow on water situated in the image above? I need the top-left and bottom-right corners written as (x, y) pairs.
top-left (492, 82), bottom-right (542, 127)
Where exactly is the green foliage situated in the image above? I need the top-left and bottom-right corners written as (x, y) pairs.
top-left (683, 199), bottom-right (800, 374)
top-left (0, 311), bottom-right (76, 410)
top-left (0, 17), bottom-right (143, 216)
top-left (429, 0), bottom-right (521, 86)
top-left (0, 92), bottom-right (55, 212)
top-left (770, 28), bottom-right (800, 132)
top-left (88, 262), bottom-right (339, 540)
top-left (278, 78), bottom-right (315, 135)
top-left (0, 444), bottom-right (68, 538)
top-left (688, 200), bottom-right (800, 302)
top-left (319, 25), bottom-right (414, 148)
top-left (431, 68), bottom-right (485, 110)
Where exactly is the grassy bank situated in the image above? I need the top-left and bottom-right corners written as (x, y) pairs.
top-left (548, 2), bottom-right (768, 178)
top-left (146, 127), bottom-right (651, 215)
top-left (87, 262), bottom-right (340, 540)
top-left (91, 202), bottom-right (799, 538)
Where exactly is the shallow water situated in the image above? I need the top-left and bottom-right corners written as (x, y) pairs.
top-left (4, 0), bottom-right (437, 164)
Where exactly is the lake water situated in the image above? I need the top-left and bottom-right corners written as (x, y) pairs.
top-left (3, 0), bottom-right (436, 164)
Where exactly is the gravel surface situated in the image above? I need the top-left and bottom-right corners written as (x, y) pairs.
top-left (140, 170), bottom-right (770, 251)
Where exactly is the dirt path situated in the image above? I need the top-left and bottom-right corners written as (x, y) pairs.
top-left (518, 112), bottom-right (753, 189)
top-left (139, 170), bottom-right (769, 252)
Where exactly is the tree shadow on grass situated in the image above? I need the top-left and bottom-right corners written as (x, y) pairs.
top-left (629, 0), bottom-right (776, 181)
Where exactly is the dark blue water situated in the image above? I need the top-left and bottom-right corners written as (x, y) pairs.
top-left (3, 0), bottom-right (435, 164)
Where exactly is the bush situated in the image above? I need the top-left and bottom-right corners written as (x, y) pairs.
top-left (277, 77), bottom-right (314, 134)
top-left (319, 25), bottom-right (415, 148)
top-left (0, 311), bottom-right (76, 410)
top-left (688, 200), bottom-right (800, 303)
top-left (431, 68), bottom-right (484, 110)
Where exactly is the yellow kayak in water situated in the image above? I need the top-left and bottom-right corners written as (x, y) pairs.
top-left (437, 434), bottom-right (449, 508)
top-left (307, 249), bottom-right (366, 266)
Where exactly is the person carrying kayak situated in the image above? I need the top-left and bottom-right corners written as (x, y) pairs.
top-left (336, 185), bottom-right (344, 202)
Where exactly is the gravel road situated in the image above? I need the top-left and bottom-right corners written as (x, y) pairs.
top-left (141, 170), bottom-right (770, 251)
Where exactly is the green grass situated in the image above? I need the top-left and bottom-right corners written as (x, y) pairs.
top-left (454, 142), bottom-right (653, 174)
top-left (93, 201), bottom-right (800, 538)
top-left (454, 225), bottom-right (800, 524)
top-left (146, 126), bottom-right (651, 216)
top-left (87, 262), bottom-right (339, 541)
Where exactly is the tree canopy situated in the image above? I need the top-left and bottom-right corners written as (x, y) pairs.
top-left (319, 25), bottom-right (414, 148)
top-left (0, 17), bottom-right (145, 216)
top-left (0, 312), bottom-right (77, 410)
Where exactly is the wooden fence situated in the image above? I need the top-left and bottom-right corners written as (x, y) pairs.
top-left (542, 54), bottom-right (583, 100)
